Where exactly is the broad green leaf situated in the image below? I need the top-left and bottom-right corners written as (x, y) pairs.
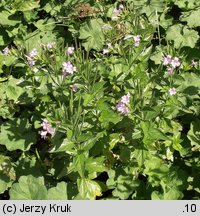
top-left (141, 121), bottom-right (171, 145)
top-left (0, 10), bottom-right (21, 26)
top-left (50, 137), bottom-right (74, 153)
top-left (166, 24), bottom-right (199, 48)
top-left (85, 157), bottom-right (106, 173)
top-left (0, 119), bottom-right (37, 151)
top-left (79, 19), bottom-right (105, 51)
top-left (48, 182), bottom-right (68, 200)
top-left (77, 178), bottom-right (102, 200)
top-left (181, 9), bottom-right (200, 28)
top-left (9, 175), bottom-right (48, 200)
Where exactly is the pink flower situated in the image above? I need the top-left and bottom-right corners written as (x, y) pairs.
top-left (171, 57), bottom-right (180, 68)
top-left (29, 48), bottom-right (38, 58)
top-left (133, 35), bottom-right (140, 47)
top-left (39, 130), bottom-right (48, 139)
top-left (116, 93), bottom-right (130, 115)
top-left (47, 42), bottom-right (56, 50)
top-left (167, 67), bottom-right (173, 75)
top-left (67, 47), bottom-right (74, 55)
top-left (2, 47), bottom-right (9, 55)
top-left (116, 102), bottom-right (129, 115)
top-left (62, 61), bottom-right (76, 76)
top-left (163, 55), bottom-right (172, 65)
top-left (40, 119), bottom-right (55, 139)
top-left (120, 93), bottom-right (130, 105)
top-left (169, 87), bottom-right (177, 96)
top-left (191, 60), bottom-right (197, 67)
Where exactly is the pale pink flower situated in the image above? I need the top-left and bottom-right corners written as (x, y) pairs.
top-left (163, 55), bottom-right (172, 65)
top-left (40, 119), bottom-right (55, 139)
top-left (62, 61), bottom-right (76, 76)
top-left (133, 35), bottom-right (140, 47)
top-left (171, 57), bottom-right (180, 68)
top-left (167, 67), bottom-right (173, 75)
top-left (191, 60), bottom-right (198, 67)
top-left (29, 48), bottom-right (38, 58)
top-left (116, 93), bottom-right (130, 115)
top-left (47, 42), bottom-right (56, 50)
top-left (169, 87), bottom-right (177, 96)
top-left (120, 93), bottom-right (130, 105)
top-left (2, 47), bottom-right (9, 55)
top-left (39, 130), bottom-right (48, 139)
top-left (67, 47), bottom-right (74, 55)
top-left (116, 102), bottom-right (129, 115)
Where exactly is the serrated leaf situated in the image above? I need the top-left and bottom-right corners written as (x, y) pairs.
top-left (79, 19), bottom-right (105, 51)
top-left (9, 175), bottom-right (48, 200)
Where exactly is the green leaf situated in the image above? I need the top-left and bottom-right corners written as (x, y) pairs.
top-left (77, 178), bottom-right (102, 200)
top-left (166, 24), bottom-right (199, 48)
top-left (0, 119), bottom-right (37, 151)
top-left (187, 119), bottom-right (200, 149)
top-left (0, 155), bottom-right (15, 194)
top-left (85, 157), bottom-right (106, 173)
top-left (0, 10), bottom-right (21, 26)
top-left (50, 137), bottom-right (74, 153)
top-left (48, 182), bottom-right (68, 200)
top-left (79, 19), bottom-right (105, 51)
top-left (181, 9), bottom-right (200, 28)
top-left (13, 0), bottom-right (40, 11)
top-left (9, 175), bottom-right (48, 200)
top-left (141, 121), bottom-right (171, 145)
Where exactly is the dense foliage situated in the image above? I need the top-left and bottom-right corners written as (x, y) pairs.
top-left (1, 0), bottom-right (200, 200)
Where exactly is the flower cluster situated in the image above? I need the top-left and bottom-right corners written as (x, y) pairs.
top-left (39, 119), bottom-right (55, 139)
top-left (27, 48), bottom-right (38, 66)
top-left (62, 61), bottom-right (76, 76)
top-left (162, 54), bottom-right (181, 75)
top-left (111, 4), bottom-right (124, 20)
top-left (116, 93), bottom-right (130, 115)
